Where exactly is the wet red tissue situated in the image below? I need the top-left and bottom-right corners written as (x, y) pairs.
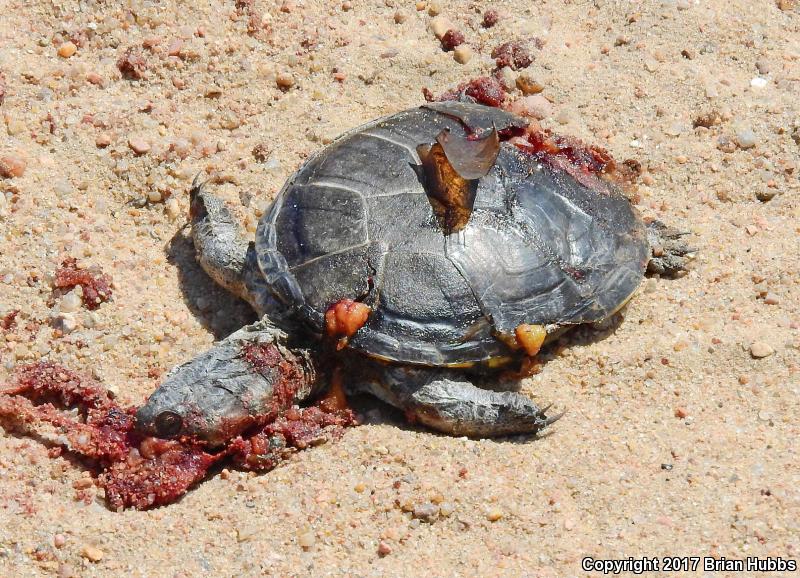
top-left (53, 257), bottom-right (113, 310)
top-left (426, 78), bottom-right (629, 188)
top-left (0, 361), bottom-right (355, 510)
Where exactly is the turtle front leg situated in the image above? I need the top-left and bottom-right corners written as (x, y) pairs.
top-left (646, 220), bottom-right (694, 276)
top-left (189, 175), bottom-right (251, 300)
top-left (351, 363), bottom-right (559, 437)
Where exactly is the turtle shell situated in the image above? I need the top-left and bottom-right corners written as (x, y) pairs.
top-left (255, 102), bottom-right (649, 366)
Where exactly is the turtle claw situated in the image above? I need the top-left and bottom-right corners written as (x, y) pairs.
top-left (646, 220), bottom-right (695, 276)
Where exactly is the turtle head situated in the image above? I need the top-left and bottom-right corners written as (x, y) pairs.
top-left (135, 323), bottom-right (313, 447)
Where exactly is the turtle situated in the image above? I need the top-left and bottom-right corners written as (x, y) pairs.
top-left (134, 101), bottom-right (691, 446)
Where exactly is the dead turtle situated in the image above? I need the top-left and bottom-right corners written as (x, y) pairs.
top-left (135, 101), bottom-right (691, 445)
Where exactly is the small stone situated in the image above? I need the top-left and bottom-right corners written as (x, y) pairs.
top-left (53, 534), bottom-right (66, 549)
top-left (57, 42), bottom-right (77, 58)
top-left (778, 0), bottom-right (795, 10)
top-left (86, 72), bottom-right (104, 86)
top-left (453, 45), bottom-right (472, 64)
top-left (515, 75), bottom-right (544, 95)
top-left (755, 59), bottom-right (771, 75)
top-left (128, 137), bottom-right (151, 155)
top-left (674, 407), bottom-right (688, 419)
top-left (0, 155), bottom-right (26, 178)
top-left (147, 189), bottom-right (163, 203)
top-left (763, 292), bottom-right (779, 305)
top-left (756, 189), bottom-right (777, 202)
top-left (495, 66), bottom-right (516, 90)
top-left (95, 133), bottom-right (112, 148)
top-left (486, 508), bottom-right (503, 522)
top-left (429, 16), bottom-right (454, 40)
top-left (556, 110), bottom-right (571, 125)
top-left (508, 94), bottom-right (552, 120)
top-left (297, 530), bottom-right (315, 549)
top-left (80, 544), bottom-right (104, 562)
top-left (735, 128), bottom-right (757, 149)
top-left (166, 198), bottom-right (182, 220)
top-left (393, 10), bottom-right (407, 24)
top-left (276, 73), bottom-right (295, 90)
top-left (412, 502), bottom-right (440, 521)
top-left (716, 135), bottom-right (736, 153)
top-left (59, 291), bottom-right (82, 313)
top-left (427, 2), bottom-right (441, 16)
top-left (377, 541), bottom-right (393, 557)
top-left (750, 77), bottom-right (767, 89)
top-left (749, 342), bottom-right (774, 359)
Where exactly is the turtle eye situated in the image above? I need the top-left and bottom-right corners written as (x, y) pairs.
top-left (155, 411), bottom-right (183, 438)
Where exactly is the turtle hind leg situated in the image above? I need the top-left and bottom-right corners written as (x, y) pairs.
top-left (351, 363), bottom-right (560, 437)
top-left (646, 219), bottom-right (695, 277)
top-left (189, 176), bottom-right (251, 300)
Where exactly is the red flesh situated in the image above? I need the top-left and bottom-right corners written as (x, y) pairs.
top-left (53, 257), bottom-right (113, 310)
top-left (0, 362), bottom-right (355, 510)
top-left (428, 78), bottom-right (632, 187)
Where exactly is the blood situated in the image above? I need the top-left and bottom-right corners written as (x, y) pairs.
top-left (53, 257), bottom-right (113, 310)
top-left (0, 361), bottom-right (355, 511)
top-left (1, 310), bottom-right (19, 331)
top-left (491, 40), bottom-right (534, 71)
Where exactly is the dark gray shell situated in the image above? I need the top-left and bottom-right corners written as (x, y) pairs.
top-left (255, 102), bottom-right (649, 366)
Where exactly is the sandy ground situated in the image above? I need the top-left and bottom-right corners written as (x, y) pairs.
top-left (0, 0), bottom-right (799, 576)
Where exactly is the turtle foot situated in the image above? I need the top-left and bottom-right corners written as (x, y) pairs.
top-left (646, 220), bottom-right (695, 276)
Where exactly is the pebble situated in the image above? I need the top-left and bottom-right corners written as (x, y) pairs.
top-left (453, 46), bottom-right (472, 64)
top-left (393, 10), bottom-right (407, 24)
top-left (756, 189), bottom-right (777, 202)
top-left (128, 137), bottom-right (151, 155)
top-left (763, 293), bottom-right (779, 305)
top-left (515, 75), bottom-right (544, 95)
top-left (53, 534), bottom-right (66, 549)
top-left (95, 133), bottom-right (112, 148)
top-left (165, 197), bottom-right (181, 219)
top-left (429, 16), bottom-right (454, 40)
top-left (508, 95), bottom-right (552, 120)
top-left (495, 67), bottom-right (516, 90)
top-left (377, 541), bottom-right (393, 557)
top-left (86, 72), bottom-right (104, 86)
top-left (147, 189), bottom-right (163, 203)
top-left (57, 42), bottom-right (77, 58)
top-left (755, 59), bottom-right (771, 75)
top-left (749, 342), bottom-right (774, 359)
top-left (750, 77), bottom-right (767, 89)
top-left (735, 128), bottom-right (757, 149)
top-left (276, 73), bottom-right (295, 89)
top-left (412, 502), bottom-right (440, 521)
top-left (297, 530), bottom-right (315, 549)
top-left (555, 109), bottom-right (571, 125)
top-left (0, 154), bottom-right (27, 178)
top-left (59, 291), bottom-right (82, 314)
top-left (674, 407), bottom-right (688, 419)
top-left (80, 544), bottom-right (104, 562)
top-left (486, 508), bottom-right (504, 522)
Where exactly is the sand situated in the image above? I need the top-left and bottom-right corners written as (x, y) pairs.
top-left (0, 0), bottom-right (798, 576)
